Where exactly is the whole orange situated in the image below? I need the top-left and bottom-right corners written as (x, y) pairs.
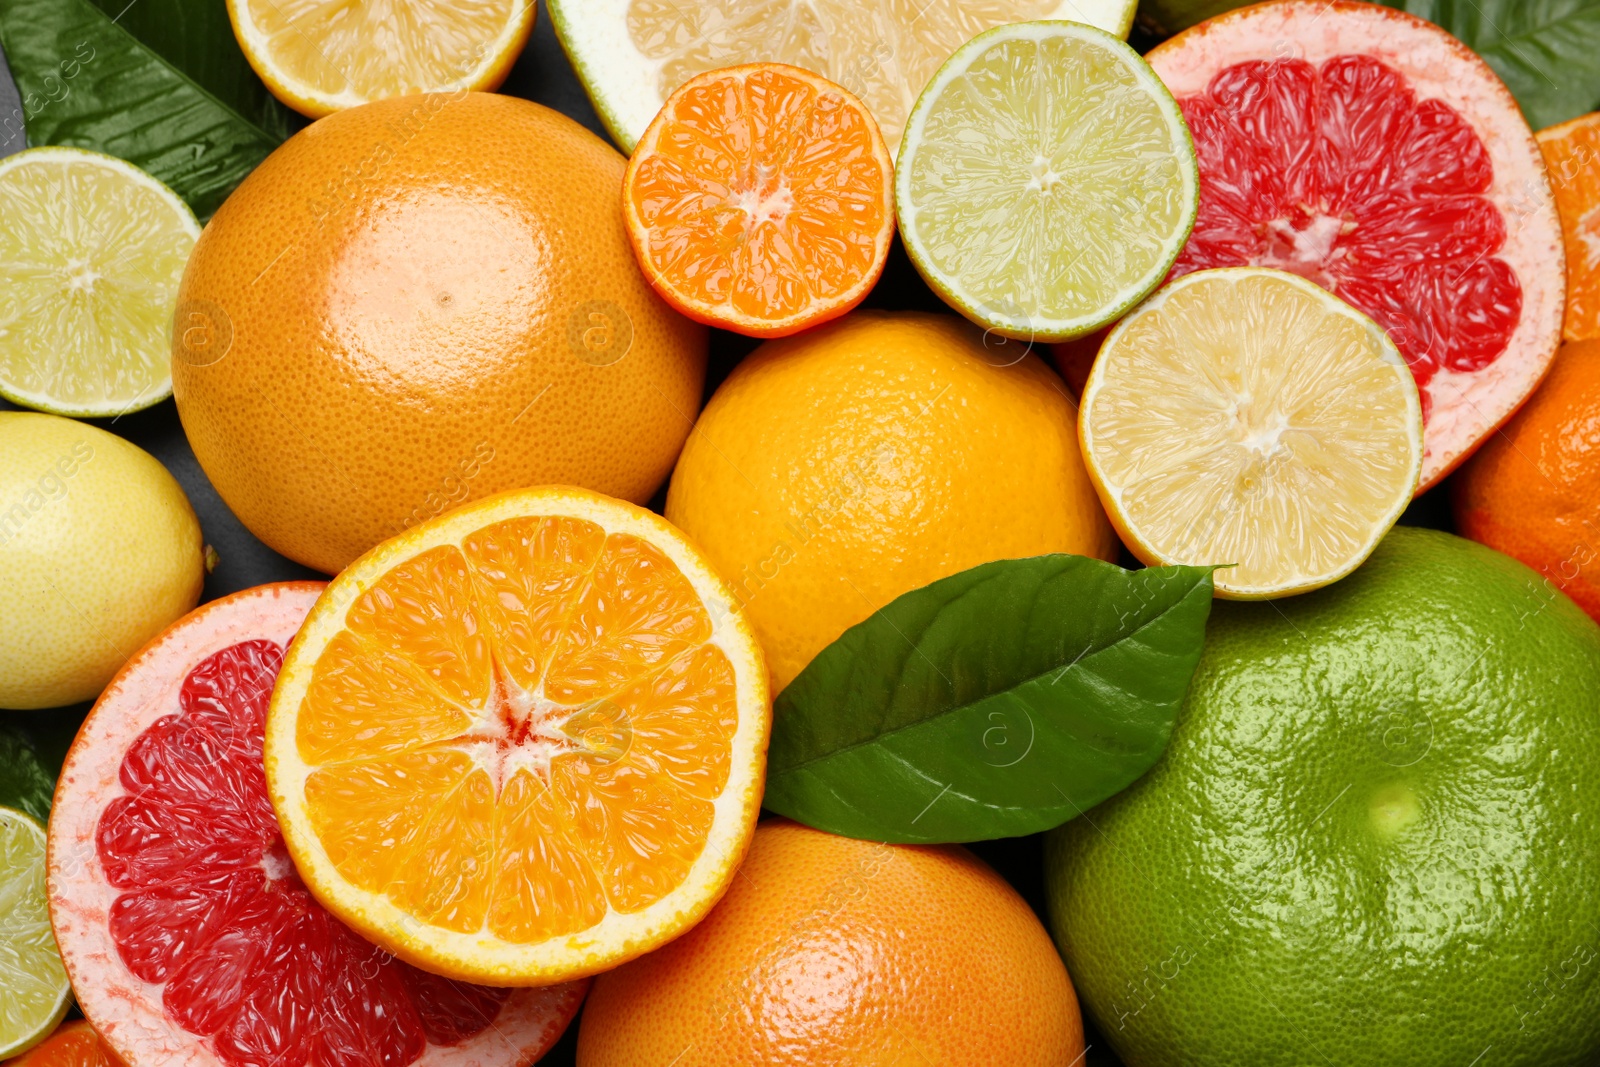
top-left (1454, 339), bottom-right (1600, 621)
top-left (172, 92), bottom-right (706, 574)
top-left (576, 819), bottom-right (1084, 1067)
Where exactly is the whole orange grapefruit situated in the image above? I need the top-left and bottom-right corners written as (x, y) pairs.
top-left (172, 92), bottom-right (706, 574)
top-left (1455, 339), bottom-right (1600, 621)
top-left (576, 819), bottom-right (1084, 1067)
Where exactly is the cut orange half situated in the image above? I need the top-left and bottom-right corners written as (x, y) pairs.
top-left (1538, 112), bottom-right (1600, 342)
top-left (623, 63), bottom-right (894, 338)
top-left (226, 0), bottom-right (535, 117)
top-left (264, 487), bottom-right (770, 985)
top-left (1080, 268), bottom-right (1423, 599)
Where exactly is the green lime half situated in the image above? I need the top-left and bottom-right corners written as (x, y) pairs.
top-left (0, 807), bottom-right (70, 1059)
top-left (0, 147), bottom-right (199, 417)
top-left (896, 20), bottom-right (1199, 341)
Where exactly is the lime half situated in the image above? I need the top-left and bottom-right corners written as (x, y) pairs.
top-left (0, 807), bottom-right (70, 1059)
top-left (549, 0), bottom-right (1139, 154)
top-left (0, 147), bottom-right (199, 417)
top-left (896, 20), bottom-right (1199, 341)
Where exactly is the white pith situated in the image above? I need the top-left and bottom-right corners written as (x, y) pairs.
top-left (548, 0), bottom-right (1137, 152)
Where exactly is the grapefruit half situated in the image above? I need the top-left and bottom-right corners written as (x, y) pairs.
top-left (1147, 0), bottom-right (1565, 489)
top-left (46, 583), bottom-right (585, 1067)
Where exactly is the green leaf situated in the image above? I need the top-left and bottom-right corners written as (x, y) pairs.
top-left (0, 0), bottom-right (296, 217)
top-left (0, 725), bottom-right (54, 824)
top-left (1374, 1), bottom-right (1600, 129)
top-left (763, 555), bottom-right (1214, 844)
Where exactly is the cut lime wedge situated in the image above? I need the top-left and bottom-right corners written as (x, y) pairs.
top-left (896, 20), bottom-right (1199, 341)
top-left (0, 807), bottom-right (70, 1059)
top-left (549, 0), bottom-right (1140, 154)
top-left (0, 147), bottom-right (199, 417)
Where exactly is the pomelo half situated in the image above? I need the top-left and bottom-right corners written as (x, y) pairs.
top-left (47, 583), bottom-right (585, 1067)
top-left (1147, 0), bottom-right (1565, 489)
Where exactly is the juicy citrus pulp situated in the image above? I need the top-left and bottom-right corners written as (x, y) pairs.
top-left (1147, 0), bottom-right (1564, 488)
top-left (0, 807), bottom-right (70, 1060)
top-left (1538, 113), bottom-right (1600, 342)
top-left (47, 583), bottom-right (582, 1067)
top-left (266, 487), bottom-right (770, 984)
top-left (896, 20), bottom-right (1198, 341)
top-left (549, 0), bottom-right (1138, 153)
top-left (0, 148), bottom-right (197, 417)
top-left (624, 63), bottom-right (893, 337)
top-left (1080, 268), bottom-right (1422, 598)
top-left (227, 0), bottom-right (535, 116)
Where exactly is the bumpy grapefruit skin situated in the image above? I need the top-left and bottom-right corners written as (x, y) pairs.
top-left (47, 584), bottom-right (586, 1067)
top-left (1146, 0), bottom-right (1565, 490)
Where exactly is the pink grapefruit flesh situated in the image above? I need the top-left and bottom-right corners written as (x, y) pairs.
top-left (47, 583), bottom-right (586, 1067)
top-left (1147, 0), bottom-right (1565, 489)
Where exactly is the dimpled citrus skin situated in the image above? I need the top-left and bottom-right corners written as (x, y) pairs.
top-left (577, 819), bottom-right (1084, 1066)
top-left (172, 93), bottom-right (706, 575)
top-left (0, 413), bottom-right (202, 710)
top-left (1047, 527), bottom-right (1600, 1067)
top-left (664, 310), bottom-right (1115, 691)
top-left (1455, 340), bottom-right (1600, 622)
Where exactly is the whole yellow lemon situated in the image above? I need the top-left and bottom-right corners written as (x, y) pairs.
top-left (666, 311), bottom-right (1115, 691)
top-left (0, 413), bottom-right (203, 709)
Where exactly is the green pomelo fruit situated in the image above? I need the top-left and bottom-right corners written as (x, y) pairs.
top-left (1046, 526), bottom-right (1600, 1066)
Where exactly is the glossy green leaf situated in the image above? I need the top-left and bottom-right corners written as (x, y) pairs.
top-left (764, 555), bottom-right (1214, 844)
top-left (1376, 1), bottom-right (1600, 129)
top-left (0, 725), bottom-right (53, 823)
top-left (0, 0), bottom-right (295, 217)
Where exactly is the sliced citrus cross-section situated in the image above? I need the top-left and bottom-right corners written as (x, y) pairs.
top-left (550, 0), bottom-right (1139, 154)
top-left (896, 20), bottom-right (1199, 341)
top-left (1538, 112), bottom-right (1600, 342)
top-left (1079, 268), bottom-right (1423, 599)
top-left (226, 0), bottom-right (536, 117)
top-left (266, 487), bottom-right (771, 985)
top-left (0, 147), bottom-right (198, 418)
top-left (4, 1022), bottom-right (120, 1067)
top-left (624, 63), bottom-right (893, 338)
top-left (0, 807), bottom-right (70, 1061)
top-left (47, 583), bottom-right (584, 1067)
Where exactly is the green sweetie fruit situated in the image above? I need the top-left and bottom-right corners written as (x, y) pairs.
top-left (1047, 526), bottom-right (1600, 1067)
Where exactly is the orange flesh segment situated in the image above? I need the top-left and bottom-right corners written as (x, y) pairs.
top-left (628, 66), bottom-right (891, 323)
top-left (296, 517), bottom-right (739, 942)
top-left (1539, 115), bottom-right (1600, 342)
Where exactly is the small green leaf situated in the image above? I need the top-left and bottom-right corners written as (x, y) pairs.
top-left (0, 0), bottom-right (296, 217)
top-left (0, 725), bottom-right (54, 824)
top-left (1374, 1), bottom-right (1600, 129)
top-left (763, 555), bottom-right (1214, 844)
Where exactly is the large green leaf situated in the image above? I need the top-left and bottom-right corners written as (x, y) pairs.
top-left (0, 0), bottom-right (295, 217)
top-left (763, 555), bottom-right (1214, 844)
top-left (1377, 0), bottom-right (1600, 129)
top-left (0, 725), bottom-right (54, 824)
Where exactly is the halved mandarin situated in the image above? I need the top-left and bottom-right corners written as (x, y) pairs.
top-left (264, 487), bottom-right (770, 985)
top-left (3, 1023), bottom-right (121, 1067)
top-left (1538, 112), bottom-right (1600, 342)
top-left (622, 63), bottom-right (894, 338)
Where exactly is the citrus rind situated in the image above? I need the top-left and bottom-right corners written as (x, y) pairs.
top-left (895, 20), bottom-right (1199, 342)
top-left (265, 486), bottom-right (771, 986)
top-left (0, 147), bottom-right (198, 418)
top-left (1080, 267), bottom-right (1423, 599)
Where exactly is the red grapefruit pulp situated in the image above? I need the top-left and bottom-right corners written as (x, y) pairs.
top-left (1147, 0), bottom-right (1564, 488)
top-left (46, 584), bottom-right (586, 1067)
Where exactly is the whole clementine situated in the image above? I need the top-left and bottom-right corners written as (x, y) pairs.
top-left (1454, 339), bottom-right (1600, 621)
top-left (576, 819), bottom-right (1084, 1067)
top-left (172, 92), bottom-right (706, 574)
